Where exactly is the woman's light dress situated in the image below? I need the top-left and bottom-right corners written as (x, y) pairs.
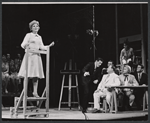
top-left (18, 32), bottom-right (48, 79)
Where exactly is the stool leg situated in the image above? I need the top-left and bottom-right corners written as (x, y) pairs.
top-left (14, 97), bottom-right (17, 107)
top-left (110, 96), bottom-right (113, 112)
top-left (68, 60), bottom-right (72, 109)
top-left (113, 91), bottom-right (118, 113)
top-left (146, 91), bottom-right (148, 110)
top-left (103, 99), bottom-right (107, 113)
top-left (75, 75), bottom-right (80, 110)
top-left (68, 74), bottom-right (71, 109)
top-left (109, 90), bottom-right (117, 113)
top-left (58, 75), bottom-right (66, 110)
top-left (103, 99), bottom-right (105, 112)
top-left (143, 92), bottom-right (146, 111)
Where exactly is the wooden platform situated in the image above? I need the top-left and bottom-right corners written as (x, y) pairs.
top-left (2, 108), bottom-right (148, 120)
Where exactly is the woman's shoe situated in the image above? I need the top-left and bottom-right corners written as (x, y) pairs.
top-left (92, 108), bottom-right (103, 113)
top-left (32, 93), bottom-right (40, 98)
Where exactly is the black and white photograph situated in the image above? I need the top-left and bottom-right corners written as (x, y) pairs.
top-left (1, 2), bottom-right (148, 120)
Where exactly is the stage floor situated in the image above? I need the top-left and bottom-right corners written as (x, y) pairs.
top-left (1, 108), bottom-right (148, 120)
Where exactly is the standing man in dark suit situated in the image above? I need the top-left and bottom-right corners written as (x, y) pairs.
top-left (81, 57), bottom-right (103, 113)
top-left (134, 64), bottom-right (148, 110)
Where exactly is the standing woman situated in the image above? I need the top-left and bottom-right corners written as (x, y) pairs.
top-left (18, 20), bottom-right (54, 97)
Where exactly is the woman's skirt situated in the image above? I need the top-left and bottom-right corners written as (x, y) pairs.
top-left (18, 52), bottom-right (45, 79)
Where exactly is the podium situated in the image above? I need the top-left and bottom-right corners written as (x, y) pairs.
top-left (58, 59), bottom-right (80, 110)
top-left (10, 42), bottom-right (54, 118)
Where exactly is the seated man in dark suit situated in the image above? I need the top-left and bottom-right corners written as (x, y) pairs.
top-left (133, 64), bottom-right (148, 110)
top-left (81, 57), bottom-right (103, 113)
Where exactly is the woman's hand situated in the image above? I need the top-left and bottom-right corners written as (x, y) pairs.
top-left (48, 41), bottom-right (55, 47)
top-left (24, 43), bottom-right (30, 49)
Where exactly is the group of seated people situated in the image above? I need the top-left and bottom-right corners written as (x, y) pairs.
top-left (92, 61), bottom-right (147, 113)
top-left (83, 39), bottom-right (148, 113)
top-left (2, 53), bottom-right (22, 94)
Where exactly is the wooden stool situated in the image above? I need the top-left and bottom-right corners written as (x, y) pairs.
top-left (110, 90), bottom-right (118, 113)
top-left (102, 97), bottom-right (108, 113)
top-left (58, 59), bottom-right (80, 110)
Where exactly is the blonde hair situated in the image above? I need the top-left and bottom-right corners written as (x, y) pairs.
top-left (124, 65), bottom-right (131, 73)
top-left (29, 20), bottom-right (39, 30)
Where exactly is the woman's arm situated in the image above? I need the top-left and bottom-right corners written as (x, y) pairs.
top-left (130, 48), bottom-right (135, 62)
top-left (21, 33), bottom-right (30, 49)
top-left (120, 49), bottom-right (123, 64)
top-left (39, 36), bottom-right (48, 50)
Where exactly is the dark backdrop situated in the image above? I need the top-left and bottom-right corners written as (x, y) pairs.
top-left (2, 4), bottom-right (148, 107)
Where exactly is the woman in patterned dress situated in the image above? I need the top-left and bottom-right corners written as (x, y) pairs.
top-left (2, 55), bottom-right (10, 94)
top-left (9, 59), bottom-right (20, 94)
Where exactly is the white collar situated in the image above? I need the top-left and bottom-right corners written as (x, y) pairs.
top-left (108, 72), bottom-right (114, 76)
top-left (31, 32), bottom-right (39, 37)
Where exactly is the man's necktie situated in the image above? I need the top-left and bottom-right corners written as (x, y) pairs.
top-left (138, 73), bottom-right (141, 81)
top-left (124, 75), bottom-right (128, 81)
top-left (124, 74), bottom-right (128, 86)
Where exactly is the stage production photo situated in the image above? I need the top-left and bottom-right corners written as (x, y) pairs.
top-left (1, 2), bottom-right (148, 120)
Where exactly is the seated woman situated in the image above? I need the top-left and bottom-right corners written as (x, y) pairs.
top-left (2, 55), bottom-right (10, 94)
top-left (15, 54), bottom-right (23, 93)
top-left (9, 59), bottom-right (20, 94)
top-left (120, 39), bottom-right (135, 72)
top-left (119, 65), bottom-right (139, 110)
